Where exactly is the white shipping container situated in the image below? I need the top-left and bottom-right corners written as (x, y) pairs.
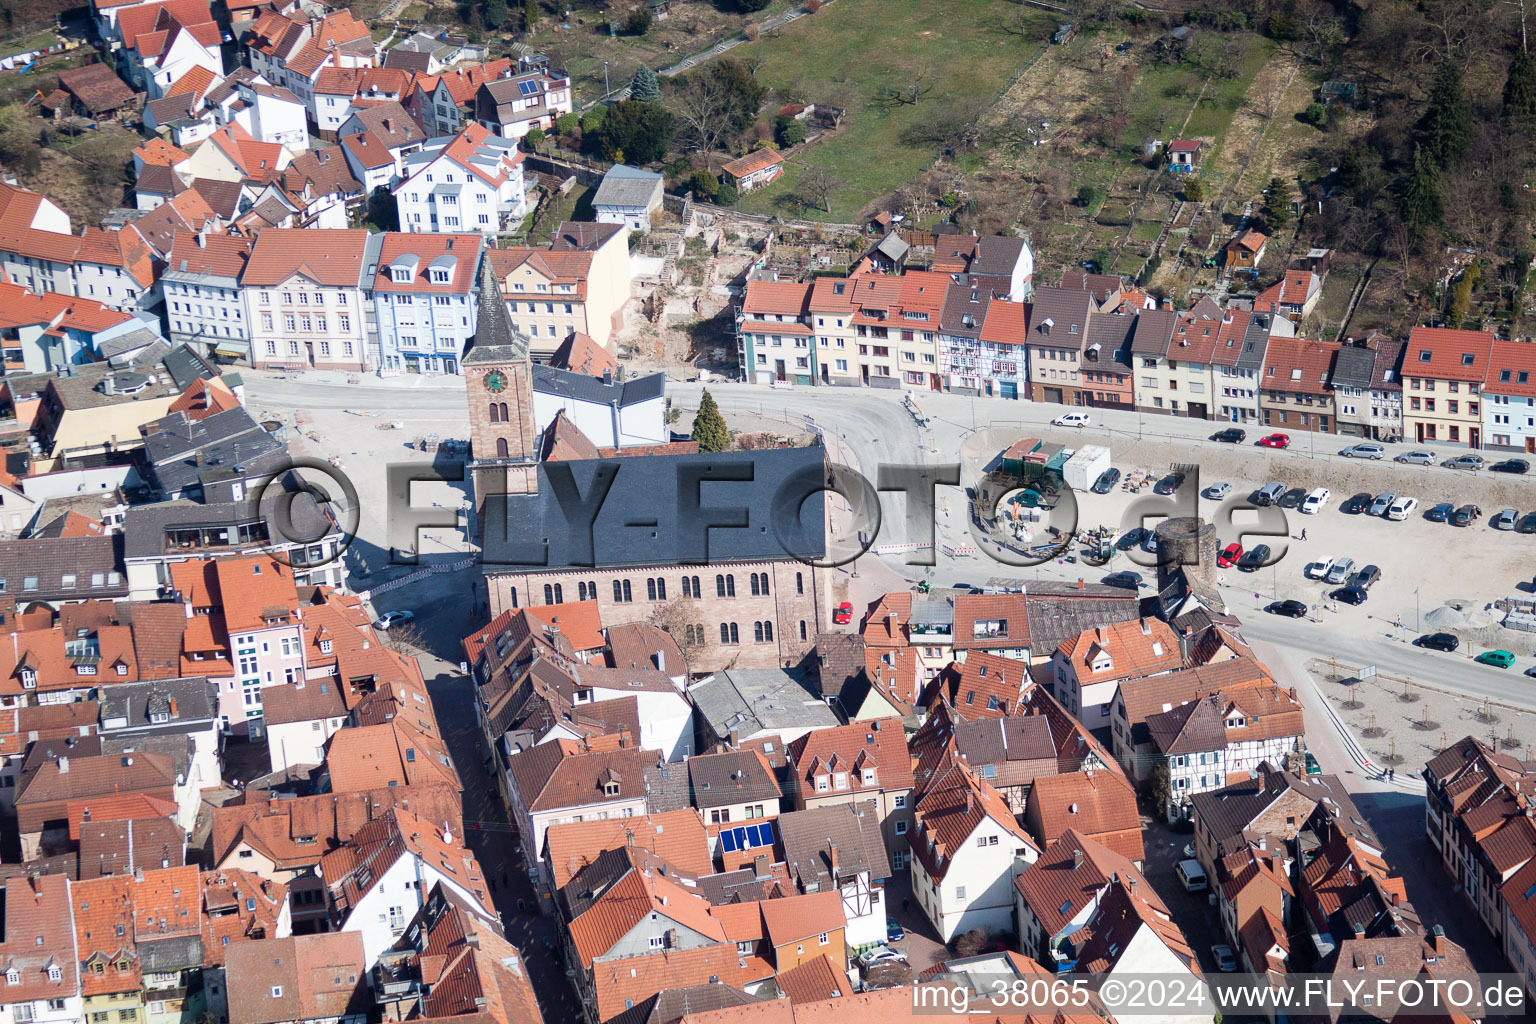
top-left (1062, 444), bottom-right (1110, 491)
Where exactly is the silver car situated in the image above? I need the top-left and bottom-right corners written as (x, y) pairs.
top-left (1341, 443), bottom-right (1385, 459)
top-left (1494, 508), bottom-right (1520, 530)
top-left (1394, 450), bottom-right (1436, 465)
top-left (1369, 492), bottom-right (1396, 516)
top-left (1205, 482), bottom-right (1232, 499)
top-left (1324, 557), bottom-right (1356, 585)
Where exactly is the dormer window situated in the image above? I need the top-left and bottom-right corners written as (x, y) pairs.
top-left (6, 968), bottom-right (17, 985)
top-left (603, 781), bottom-right (620, 797)
top-left (20, 670), bottom-right (36, 689)
top-left (430, 269), bottom-right (449, 284)
top-left (320, 640), bottom-right (333, 654)
top-left (151, 712), bottom-right (170, 724)
top-left (833, 772), bottom-right (848, 790)
top-left (815, 773), bottom-right (830, 792)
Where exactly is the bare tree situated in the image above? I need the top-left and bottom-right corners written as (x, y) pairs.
top-left (671, 74), bottom-right (738, 167)
top-left (650, 598), bottom-right (714, 662)
top-left (876, 62), bottom-right (935, 107)
top-left (795, 165), bottom-right (841, 213)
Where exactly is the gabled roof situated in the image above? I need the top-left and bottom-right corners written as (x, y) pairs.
top-left (1073, 878), bottom-right (1199, 976)
top-left (777, 801), bottom-right (890, 891)
top-left (721, 149), bottom-right (783, 178)
top-left (688, 749), bottom-right (780, 809)
top-left (1025, 770), bottom-right (1144, 861)
top-left (506, 741), bottom-right (655, 812)
top-left (544, 809), bottom-right (711, 889)
top-left (243, 227), bottom-right (369, 286)
top-left (910, 751), bottom-right (1038, 881)
top-left (1261, 336), bottom-right (1340, 396)
top-left (564, 847), bottom-right (724, 966)
top-left (787, 719), bottom-right (913, 794)
top-left (322, 808), bottom-right (494, 922)
top-left (1015, 827), bottom-right (1159, 938)
top-left (225, 932), bottom-right (368, 1024)
top-left (1057, 617), bottom-right (1183, 681)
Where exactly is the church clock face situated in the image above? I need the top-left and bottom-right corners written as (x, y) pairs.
top-left (484, 370), bottom-right (508, 393)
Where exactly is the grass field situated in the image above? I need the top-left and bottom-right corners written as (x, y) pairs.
top-left (728, 0), bottom-right (1045, 221)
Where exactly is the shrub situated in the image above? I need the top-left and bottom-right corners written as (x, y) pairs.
top-left (523, 125), bottom-right (545, 151)
top-left (737, 0), bottom-right (770, 10)
top-left (743, 20), bottom-right (760, 39)
top-left (805, 0), bottom-right (821, 10)
top-left (716, 182), bottom-right (739, 206)
top-left (775, 116), bottom-right (806, 147)
top-left (627, 5), bottom-right (653, 33)
top-left (687, 168), bottom-right (719, 199)
top-left (1303, 102), bottom-right (1326, 127)
top-left (554, 112), bottom-right (579, 134)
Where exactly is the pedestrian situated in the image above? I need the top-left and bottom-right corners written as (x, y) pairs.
top-left (902, 897), bottom-right (910, 915)
top-left (1301, 528), bottom-right (1308, 541)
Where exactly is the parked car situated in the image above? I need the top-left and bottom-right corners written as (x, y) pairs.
top-left (1301, 487), bottom-right (1332, 514)
top-left (373, 609), bottom-right (415, 630)
top-left (1341, 443), bottom-right (1386, 459)
top-left (1368, 492), bottom-right (1396, 517)
top-left (1415, 632), bottom-right (1461, 652)
top-left (1218, 542), bottom-right (1244, 568)
top-left (1491, 458), bottom-right (1530, 474)
top-left (1494, 508), bottom-right (1520, 530)
top-left (1211, 945), bottom-right (1239, 973)
top-left (885, 920), bottom-right (905, 943)
top-left (1255, 482), bottom-right (1286, 506)
top-left (1237, 544), bottom-right (1271, 571)
top-left (1257, 433), bottom-right (1291, 448)
top-left (1118, 528), bottom-right (1149, 550)
top-left (1305, 556), bottom-right (1336, 580)
top-left (1278, 487), bottom-right (1307, 509)
top-left (1052, 411), bottom-right (1090, 427)
top-left (1102, 571), bottom-right (1144, 590)
top-left (1426, 501), bottom-right (1455, 522)
top-left (1520, 512), bottom-right (1536, 534)
top-left (1444, 454), bottom-right (1485, 470)
top-left (1451, 504), bottom-right (1483, 526)
top-left (1271, 600), bottom-right (1309, 618)
top-left (1351, 565), bottom-right (1381, 590)
top-left (1212, 428), bottom-right (1247, 443)
top-left (1154, 473), bottom-right (1185, 495)
top-left (1333, 585), bottom-right (1368, 605)
top-left (832, 602), bottom-right (852, 625)
top-left (1092, 468), bottom-right (1121, 494)
top-left (1386, 496), bottom-right (1418, 521)
top-left (860, 947), bottom-right (909, 967)
top-left (1476, 650), bottom-right (1517, 669)
top-left (1341, 492), bottom-right (1373, 514)
top-left (1395, 449), bottom-right (1437, 464)
top-left (1205, 482), bottom-right (1232, 500)
top-left (1324, 557), bottom-right (1356, 585)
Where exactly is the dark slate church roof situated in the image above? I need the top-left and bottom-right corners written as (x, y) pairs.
top-left (480, 446), bottom-right (827, 570)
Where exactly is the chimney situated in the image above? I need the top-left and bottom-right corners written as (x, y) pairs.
top-left (58, 757), bottom-right (69, 774)
top-left (753, 854), bottom-right (770, 880)
top-left (1431, 924), bottom-right (1446, 956)
top-left (654, 649), bottom-right (665, 673)
top-left (1072, 848), bottom-right (1085, 869)
top-left (828, 841), bottom-right (839, 876)
top-left (1352, 922), bottom-right (1365, 937)
top-left (729, 729), bottom-right (739, 748)
top-left (1077, 578), bottom-right (1085, 590)
top-left (625, 827), bottom-right (635, 848)
top-left (1140, 619), bottom-right (1151, 635)
top-left (965, 791), bottom-right (974, 813)
top-left (169, 698), bottom-right (178, 717)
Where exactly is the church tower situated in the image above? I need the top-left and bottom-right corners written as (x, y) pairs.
top-left (464, 253), bottom-right (539, 516)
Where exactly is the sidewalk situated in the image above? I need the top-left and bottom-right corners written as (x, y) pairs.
top-left (242, 366), bottom-right (468, 391)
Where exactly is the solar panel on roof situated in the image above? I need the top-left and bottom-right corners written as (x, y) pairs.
top-left (720, 828), bottom-right (740, 853)
top-left (518, 80), bottom-right (538, 96)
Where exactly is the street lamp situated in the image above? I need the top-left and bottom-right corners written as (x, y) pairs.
top-left (1415, 586), bottom-right (1420, 633)
top-left (603, 61), bottom-right (610, 98)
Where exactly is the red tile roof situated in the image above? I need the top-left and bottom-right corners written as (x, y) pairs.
top-left (1056, 617), bottom-right (1183, 683)
top-left (1406, 326), bottom-right (1498, 382)
top-left (243, 227), bottom-right (370, 287)
top-left (741, 280), bottom-right (812, 319)
top-left (1486, 339), bottom-right (1536, 398)
top-left (1025, 770), bottom-right (1144, 862)
top-left (787, 719), bottom-right (913, 796)
top-left (1014, 827), bottom-right (1158, 938)
top-left (544, 809), bottom-right (710, 889)
top-left (1260, 336), bottom-right (1340, 396)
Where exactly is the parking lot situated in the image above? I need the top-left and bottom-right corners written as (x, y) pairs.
top-left (957, 424), bottom-right (1536, 664)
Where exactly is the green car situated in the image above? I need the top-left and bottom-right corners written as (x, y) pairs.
top-left (1476, 650), bottom-right (1517, 669)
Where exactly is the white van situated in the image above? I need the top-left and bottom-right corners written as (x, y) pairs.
top-left (1177, 858), bottom-right (1208, 892)
top-left (1052, 411), bottom-right (1090, 427)
top-left (1386, 496), bottom-right (1418, 521)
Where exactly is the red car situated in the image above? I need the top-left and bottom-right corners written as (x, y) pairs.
top-left (832, 602), bottom-right (853, 625)
top-left (1217, 542), bottom-right (1243, 568)
top-left (1258, 433), bottom-right (1291, 449)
